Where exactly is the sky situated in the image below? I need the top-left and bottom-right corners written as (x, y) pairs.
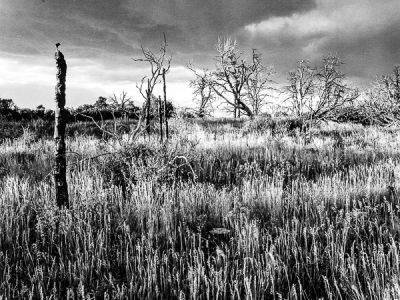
top-left (0, 0), bottom-right (399, 109)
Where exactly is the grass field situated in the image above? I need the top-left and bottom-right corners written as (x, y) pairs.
top-left (1, 117), bottom-right (400, 299)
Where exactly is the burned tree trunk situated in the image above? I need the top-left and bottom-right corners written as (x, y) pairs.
top-left (163, 68), bottom-right (169, 140)
top-left (234, 98), bottom-right (237, 118)
top-left (158, 95), bottom-right (163, 142)
top-left (145, 79), bottom-right (151, 135)
top-left (54, 46), bottom-right (69, 208)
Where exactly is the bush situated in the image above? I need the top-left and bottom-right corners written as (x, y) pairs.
top-left (242, 116), bottom-right (309, 135)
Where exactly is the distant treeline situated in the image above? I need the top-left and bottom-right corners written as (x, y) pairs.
top-left (0, 96), bottom-right (175, 123)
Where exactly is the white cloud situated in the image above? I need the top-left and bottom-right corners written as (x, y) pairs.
top-left (245, 0), bottom-right (400, 53)
top-left (0, 53), bottom-right (195, 109)
top-left (0, 56), bottom-right (53, 85)
top-left (245, 11), bottom-right (334, 38)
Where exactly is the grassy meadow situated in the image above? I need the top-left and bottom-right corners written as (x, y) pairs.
top-left (1, 117), bottom-right (400, 299)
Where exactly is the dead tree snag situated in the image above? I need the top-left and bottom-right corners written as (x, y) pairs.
top-left (54, 44), bottom-right (69, 208)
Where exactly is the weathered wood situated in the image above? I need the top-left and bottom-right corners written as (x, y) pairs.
top-left (158, 95), bottom-right (163, 142)
top-left (145, 79), bottom-right (151, 134)
top-left (163, 68), bottom-right (169, 140)
top-left (54, 46), bottom-right (69, 208)
top-left (234, 98), bottom-right (237, 118)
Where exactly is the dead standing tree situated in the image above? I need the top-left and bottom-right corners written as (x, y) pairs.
top-left (284, 56), bottom-right (359, 123)
top-left (188, 39), bottom-right (275, 119)
top-left (313, 55), bottom-right (359, 121)
top-left (158, 95), bottom-right (163, 142)
top-left (192, 38), bottom-right (266, 118)
top-left (362, 66), bottom-right (400, 125)
top-left (188, 65), bottom-right (216, 118)
top-left (54, 43), bottom-right (69, 208)
top-left (108, 91), bottom-right (132, 119)
top-left (284, 60), bottom-right (316, 119)
top-left (245, 49), bottom-right (275, 116)
top-left (162, 67), bottom-right (169, 140)
top-left (212, 37), bottom-right (255, 118)
top-left (133, 34), bottom-right (171, 136)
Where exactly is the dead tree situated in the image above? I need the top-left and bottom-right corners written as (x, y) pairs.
top-left (54, 44), bottom-right (69, 208)
top-left (108, 91), bottom-right (133, 119)
top-left (188, 39), bottom-right (274, 118)
top-left (158, 95), bottom-right (163, 142)
top-left (361, 65), bottom-right (400, 125)
top-left (188, 65), bottom-right (215, 118)
top-left (210, 37), bottom-right (261, 118)
top-left (133, 34), bottom-right (171, 135)
top-left (213, 38), bottom-right (254, 118)
top-left (163, 67), bottom-right (169, 140)
top-left (284, 60), bottom-right (316, 118)
top-left (245, 50), bottom-right (275, 116)
top-left (378, 66), bottom-right (400, 102)
top-left (313, 55), bottom-right (359, 121)
top-left (284, 56), bottom-right (358, 123)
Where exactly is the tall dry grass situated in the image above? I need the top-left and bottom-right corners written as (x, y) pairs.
top-left (1, 118), bottom-right (400, 298)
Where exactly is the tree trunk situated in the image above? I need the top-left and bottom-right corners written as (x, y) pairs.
top-left (237, 97), bottom-right (253, 118)
top-left (163, 68), bottom-right (169, 140)
top-left (145, 87), bottom-right (151, 134)
top-left (54, 48), bottom-right (69, 208)
top-left (198, 106), bottom-right (205, 118)
top-left (158, 95), bottom-right (163, 142)
top-left (235, 94), bottom-right (242, 118)
top-left (234, 97), bottom-right (237, 118)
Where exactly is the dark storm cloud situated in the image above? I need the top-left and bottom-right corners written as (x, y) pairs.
top-left (1, 0), bottom-right (399, 108)
top-left (122, 0), bottom-right (315, 51)
top-left (317, 22), bottom-right (400, 81)
top-left (0, 0), bottom-right (315, 63)
top-left (239, 0), bottom-right (400, 84)
top-left (0, 0), bottom-right (143, 57)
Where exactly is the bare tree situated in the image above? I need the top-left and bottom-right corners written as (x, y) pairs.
top-left (162, 67), bottom-right (169, 140)
top-left (133, 34), bottom-right (171, 134)
top-left (378, 66), bottom-right (400, 102)
top-left (313, 55), bottom-right (359, 120)
top-left (188, 65), bottom-right (215, 118)
top-left (211, 37), bottom-right (256, 118)
top-left (284, 60), bottom-right (316, 118)
top-left (284, 56), bottom-right (359, 122)
top-left (108, 91), bottom-right (133, 119)
top-left (245, 49), bottom-right (275, 116)
top-left (361, 66), bottom-right (400, 125)
top-left (188, 38), bottom-right (274, 118)
top-left (54, 44), bottom-right (69, 208)
top-left (158, 95), bottom-right (163, 142)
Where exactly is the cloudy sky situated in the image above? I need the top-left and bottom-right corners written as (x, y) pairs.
top-left (0, 0), bottom-right (399, 109)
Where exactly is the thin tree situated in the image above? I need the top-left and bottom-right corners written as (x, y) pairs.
top-left (245, 49), bottom-right (275, 116)
top-left (313, 55), bottom-right (359, 121)
top-left (158, 95), bottom-right (163, 142)
top-left (133, 34), bottom-right (171, 134)
top-left (108, 91), bottom-right (132, 119)
top-left (210, 37), bottom-right (258, 118)
top-left (54, 43), bottom-right (69, 208)
top-left (362, 65), bottom-right (400, 125)
top-left (189, 39), bottom-right (273, 118)
top-left (284, 56), bottom-right (358, 122)
top-left (284, 60), bottom-right (316, 118)
top-left (378, 66), bottom-right (400, 102)
top-left (188, 65), bottom-right (215, 118)
top-left (210, 38), bottom-right (253, 118)
top-left (162, 67), bottom-right (169, 140)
